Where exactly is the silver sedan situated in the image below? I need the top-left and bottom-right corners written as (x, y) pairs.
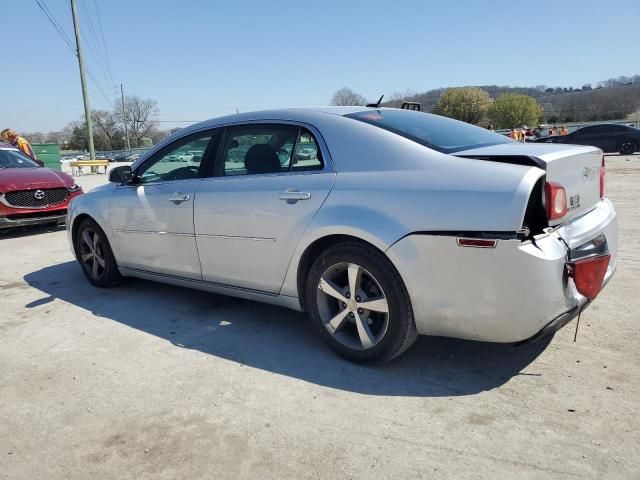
top-left (67, 107), bottom-right (618, 363)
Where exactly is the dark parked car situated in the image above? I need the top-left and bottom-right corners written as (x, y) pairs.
top-left (111, 153), bottom-right (129, 162)
top-left (534, 124), bottom-right (640, 154)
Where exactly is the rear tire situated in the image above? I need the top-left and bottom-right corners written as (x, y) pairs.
top-left (305, 242), bottom-right (417, 363)
top-left (75, 218), bottom-right (122, 287)
top-left (618, 139), bottom-right (637, 155)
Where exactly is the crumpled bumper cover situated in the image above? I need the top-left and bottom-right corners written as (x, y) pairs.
top-left (386, 198), bottom-right (618, 343)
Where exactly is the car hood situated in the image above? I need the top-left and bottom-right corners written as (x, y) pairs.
top-left (0, 167), bottom-right (75, 192)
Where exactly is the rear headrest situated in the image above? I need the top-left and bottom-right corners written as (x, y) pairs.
top-left (244, 144), bottom-right (281, 174)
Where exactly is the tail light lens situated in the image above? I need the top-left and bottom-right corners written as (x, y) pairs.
top-left (570, 254), bottom-right (610, 300)
top-left (544, 182), bottom-right (567, 220)
top-left (600, 156), bottom-right (606, 199)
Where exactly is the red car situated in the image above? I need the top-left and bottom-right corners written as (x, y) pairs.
top-left (0, 143), bottom-right (83, 230)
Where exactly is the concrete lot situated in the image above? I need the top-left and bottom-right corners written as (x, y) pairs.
top-left (1, 156), bottom-right (639, 479)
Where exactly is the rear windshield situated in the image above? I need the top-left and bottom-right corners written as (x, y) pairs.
top-left (0, 148), bottom-right (40, 168)
top-left (345, 109), bottom-right (513, 154)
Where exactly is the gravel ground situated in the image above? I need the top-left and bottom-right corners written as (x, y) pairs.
top-left (1, 155), bottom-right (639, 479)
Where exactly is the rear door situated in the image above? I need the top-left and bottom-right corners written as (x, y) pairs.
top-left (110, 130), bottom-right (217, 279)
top-left (194, 123), bottom-right (335, 293)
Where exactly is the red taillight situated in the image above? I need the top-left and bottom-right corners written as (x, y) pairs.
top-left (600, 156), bottom-right (606, 199)
top-left (544, 182), bottom-right (567, 220)
top-left (571, 255), bottom-right (610, 300)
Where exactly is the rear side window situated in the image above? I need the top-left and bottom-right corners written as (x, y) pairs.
top-left (578, 126), bottom-right (608, 134)
top-left (345, 109), bottom-right (513, 154)
top-left (217, 125), bottom-right (323, 176)
top-left (292, 129), bottom-right (323, 171)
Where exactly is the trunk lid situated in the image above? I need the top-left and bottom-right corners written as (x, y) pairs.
top-left (454, 143), bottom-right (603, 226)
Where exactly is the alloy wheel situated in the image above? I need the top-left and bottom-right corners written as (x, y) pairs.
top-left (79, 228), bottom-right (106, 280)
top-left (620, 141), bottom-right (636, 155)
top-left (316, 262), bottom-right (390, 350)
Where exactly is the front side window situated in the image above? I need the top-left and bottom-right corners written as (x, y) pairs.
top-left (137, 133), bottom-right (213, 184)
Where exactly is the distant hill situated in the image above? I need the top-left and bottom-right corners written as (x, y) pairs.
top-left (384, 75), bottom-right (640, 123)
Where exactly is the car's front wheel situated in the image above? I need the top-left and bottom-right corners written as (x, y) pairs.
top-left (75, 218), bottom-right (122, 287)
top-left (306, 243), bottom-right (417, 363)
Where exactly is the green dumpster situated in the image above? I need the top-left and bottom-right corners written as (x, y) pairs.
top-left (32, 143), bottom-right (61, 170)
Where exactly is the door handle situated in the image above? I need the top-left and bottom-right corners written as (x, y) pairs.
top-left (168, 192), bottom-right (190, 203)
top-left (278, 189), bottom-right (311, 202)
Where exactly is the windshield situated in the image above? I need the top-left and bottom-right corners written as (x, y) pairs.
top-left (345, 109), bottom-right (514, 154)
top-left (0, 148), bottom-right (40, 168)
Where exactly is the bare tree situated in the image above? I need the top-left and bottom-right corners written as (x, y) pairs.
top-left (25, 132), bottom-right (46, 143)
top-left (330, 87), bottom-right (367, 106)
top-left (387, 89), bottom-right (418, 107)
top-left (123, 96), bottom-right (159, 147)
top-left (91, 110), bottom-right (124, 150)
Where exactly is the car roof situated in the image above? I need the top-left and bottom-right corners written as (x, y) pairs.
top-left (181, 106), bottom-right (376, 132)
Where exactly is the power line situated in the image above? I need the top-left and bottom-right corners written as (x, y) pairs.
top-left (33, 0), bottom-right (114, 107)
top-left (80, 29), bottom-right (113, 88)
top-left (92, 0), bottom-right (114, 86)
top-left (79, 0), bottom-right (114, 87)
top-left (34, 0), bottom-right (75, 53)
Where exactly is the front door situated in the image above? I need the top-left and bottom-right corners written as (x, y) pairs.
top-left (110, 131), bottom-right (216, 279)
top-left (194, 124), bottom-right (335, 293)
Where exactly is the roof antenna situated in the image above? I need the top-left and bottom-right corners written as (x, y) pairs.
top-left (366, 95), bottom-right (384, 108)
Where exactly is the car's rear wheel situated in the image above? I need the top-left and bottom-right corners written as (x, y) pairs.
top-left (618, 139), bottom-right (637, 155)
top-left (75, 218), bottom-right (122, 287)
top-left (306, 243), bottom-right (417, 363)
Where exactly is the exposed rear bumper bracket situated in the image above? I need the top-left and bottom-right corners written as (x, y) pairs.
top-left (514, 300), bottom-right (589, 347)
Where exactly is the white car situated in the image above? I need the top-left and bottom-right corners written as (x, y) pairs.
top-left (66, 107), bottom-right (617, 363)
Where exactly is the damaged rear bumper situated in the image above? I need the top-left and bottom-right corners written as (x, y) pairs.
top-left (386, 198), bottom-right (618, 343)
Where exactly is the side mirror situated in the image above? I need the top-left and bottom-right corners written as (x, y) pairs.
top-left (109, 165), bottom-right (133, 183)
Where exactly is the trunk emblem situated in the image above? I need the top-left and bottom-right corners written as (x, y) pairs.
top-left (34, 190), bottom-right (45, 200)
top-left (569, 194), bottom-right (581, 210)
top-left (582, 166), bottom-right (597, 179)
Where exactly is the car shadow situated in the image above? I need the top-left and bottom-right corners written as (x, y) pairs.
top-left (0, 223), bottom-right (66, 239)
top-left (24, 261), bottom-right (552, 397)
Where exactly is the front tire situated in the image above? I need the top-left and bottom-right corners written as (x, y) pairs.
top-left (305, 242), bottom-right (417, 363)
top-left (75, 218), bottom-right (122, 287)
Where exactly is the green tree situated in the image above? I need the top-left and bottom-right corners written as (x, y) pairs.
top-left (488, 93), bottom-right (543, 128)
top-left (433, 87), bottom-right (491, 124)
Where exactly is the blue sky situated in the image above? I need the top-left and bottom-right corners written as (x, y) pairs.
top-left (3, 0), bottom-right (639, 132)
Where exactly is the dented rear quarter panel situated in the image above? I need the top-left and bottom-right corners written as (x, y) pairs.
top-left (279, 122), bottom-right (545, 297)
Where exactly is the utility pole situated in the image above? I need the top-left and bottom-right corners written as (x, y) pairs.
top-left (120, 84), bottom-right (131, 152)
top-left (70, 0), bottom-right (95, 159)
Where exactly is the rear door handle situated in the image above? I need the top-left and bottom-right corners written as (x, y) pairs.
top-left (168, 192), bottom-right (190, 203)
top-left (278, 189), bottom-right (311, 202)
